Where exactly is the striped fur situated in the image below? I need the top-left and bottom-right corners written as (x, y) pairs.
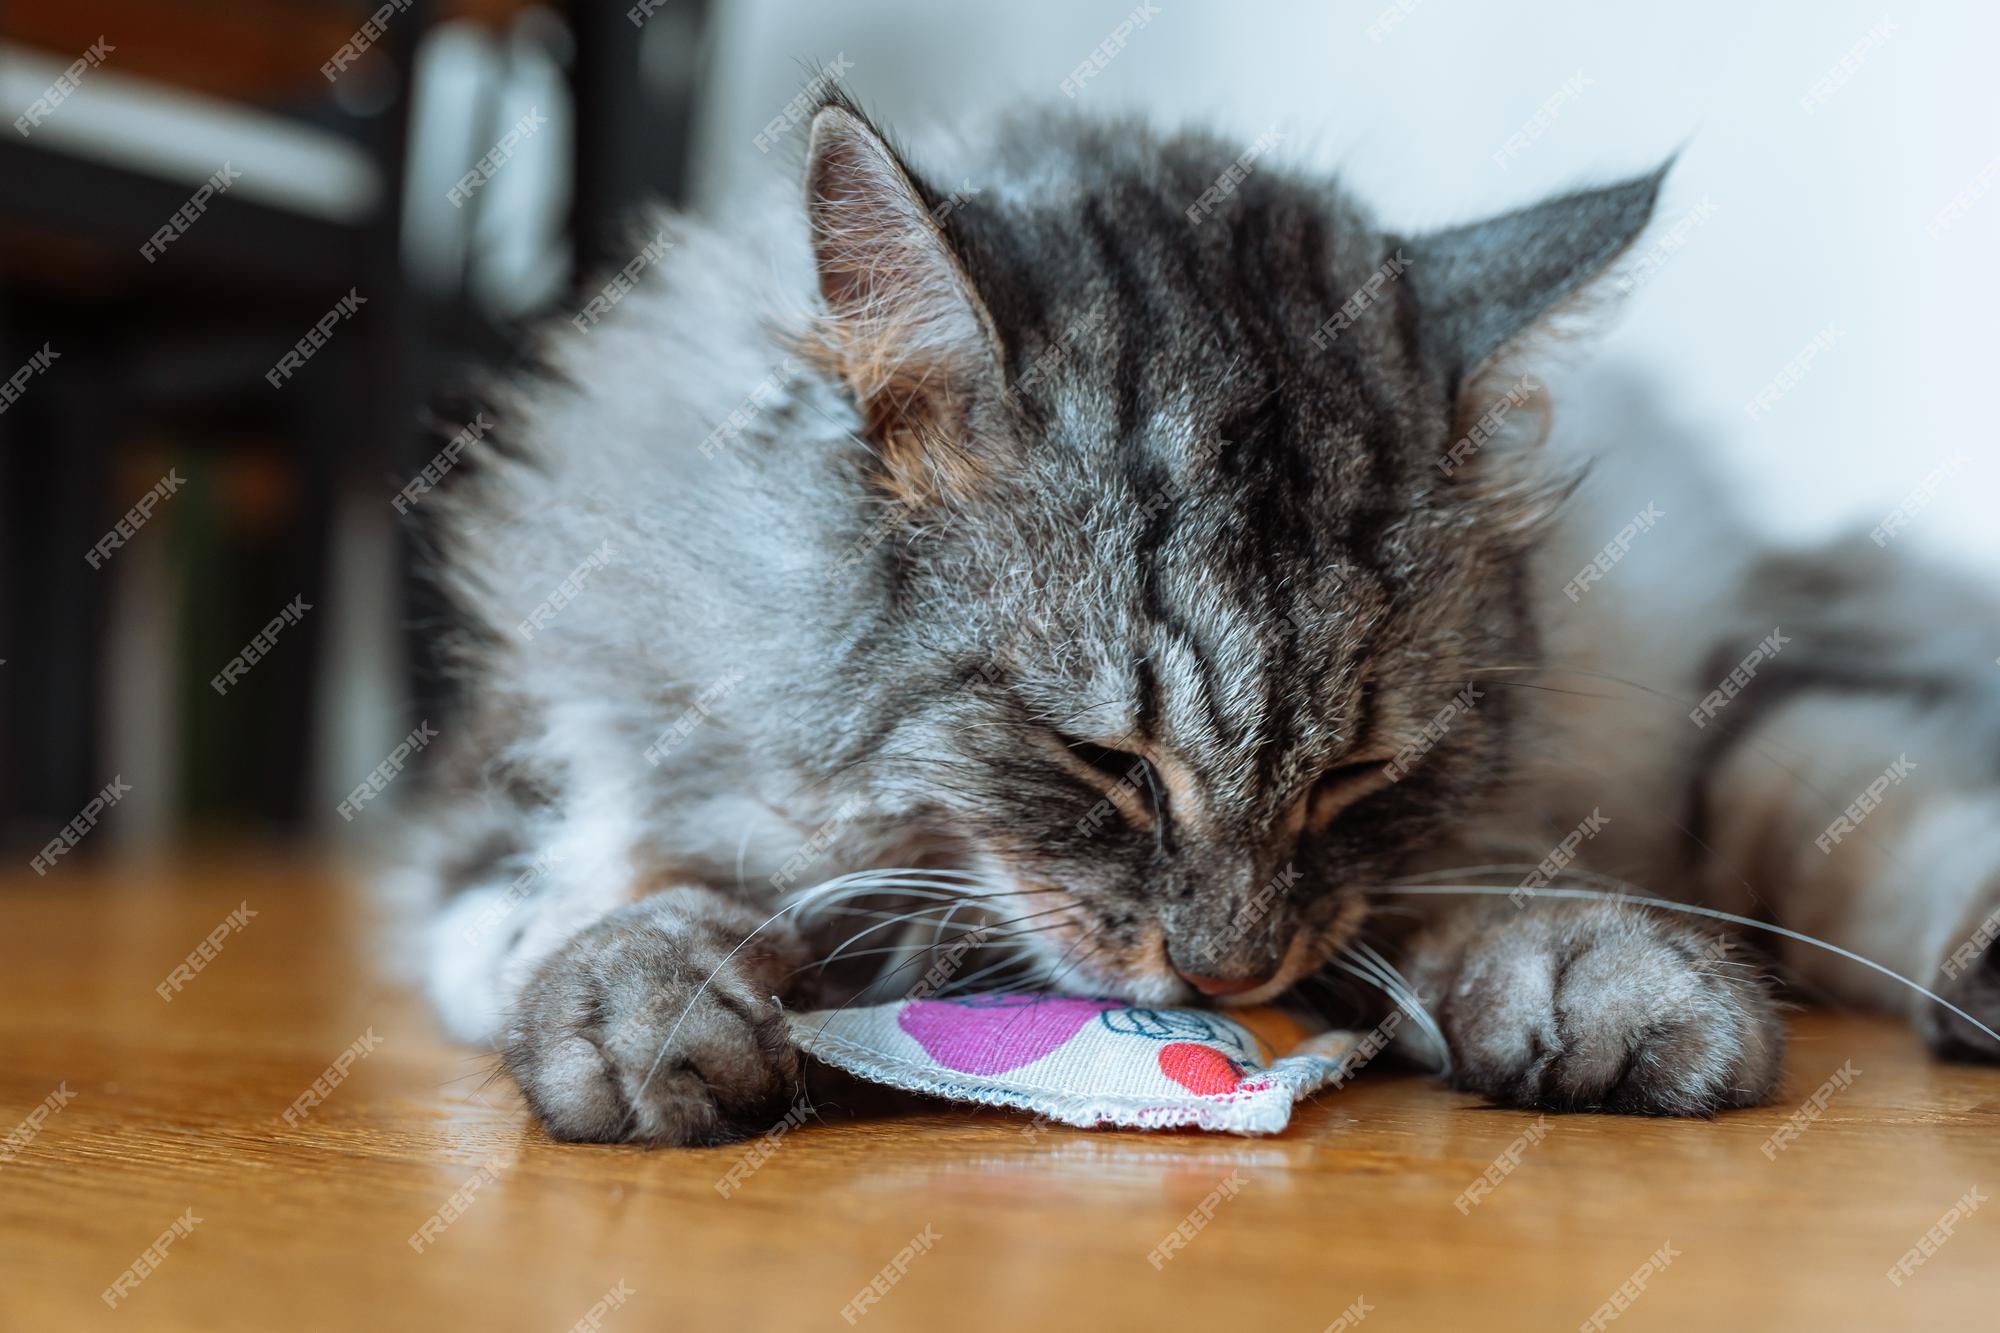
top-left (408, 97), bottom-right (2000, 1142)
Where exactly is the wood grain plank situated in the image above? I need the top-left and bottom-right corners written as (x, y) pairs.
top-left (3, 858), bottom-right (1995, 1331)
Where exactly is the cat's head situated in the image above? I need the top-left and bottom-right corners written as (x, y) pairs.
top-left (805, 94), bottom-right (1661, 1005)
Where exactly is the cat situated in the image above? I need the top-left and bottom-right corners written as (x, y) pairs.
top-left (410, 88), bottom-right (2000, 1142)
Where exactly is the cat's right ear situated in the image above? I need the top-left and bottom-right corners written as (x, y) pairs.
top-left (1402, 163), bottom-right (1669, 395)
top-left (804, 96), bottom-right (1003, 504)
top-left (1400, 164), bottom-right (1668, 533)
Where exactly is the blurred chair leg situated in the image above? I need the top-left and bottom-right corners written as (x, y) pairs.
top-left (5, 324), bottom-right (114, 827)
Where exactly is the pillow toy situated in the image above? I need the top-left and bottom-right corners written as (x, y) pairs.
top-left (788, 993), bottom-right (1375, 1134)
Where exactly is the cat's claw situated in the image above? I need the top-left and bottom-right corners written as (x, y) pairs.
top-left (502, 890), bottom-right (807, 1144)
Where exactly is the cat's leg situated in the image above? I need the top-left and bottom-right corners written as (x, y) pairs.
top-left (1699, 689), bottom-right (2000, 1059)
top-left (425, 797), bottom-right (810, 1144)
top-left (1392, 897), bottom-right (1784, 1114)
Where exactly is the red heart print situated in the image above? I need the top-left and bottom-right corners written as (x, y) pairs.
top-left (1158, 1042), bottom-right (1245, 1096)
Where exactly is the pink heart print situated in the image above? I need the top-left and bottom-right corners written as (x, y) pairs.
top-left (898, 995), bottom-right (1121, 1075)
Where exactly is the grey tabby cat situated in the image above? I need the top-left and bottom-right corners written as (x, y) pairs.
top-left (414, 89), bottom-right (2000, 1143)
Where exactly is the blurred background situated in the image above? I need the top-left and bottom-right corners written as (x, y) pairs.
top-left (1, 0), bottom-right (1994, 865)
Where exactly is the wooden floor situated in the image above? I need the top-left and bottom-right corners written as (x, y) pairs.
top-left (5, 857), bottom-right (1997, 1331)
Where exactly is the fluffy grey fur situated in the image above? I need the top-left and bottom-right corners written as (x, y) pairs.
top-left (412, 92), bottom-right (2000, 1143)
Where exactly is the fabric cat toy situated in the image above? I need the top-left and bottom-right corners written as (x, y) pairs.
top-left (790, 993), bottom-right (1378, 1134)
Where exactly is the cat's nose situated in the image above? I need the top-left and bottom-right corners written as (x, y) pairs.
top-left (1175, 970), bottom-right (1271, 998)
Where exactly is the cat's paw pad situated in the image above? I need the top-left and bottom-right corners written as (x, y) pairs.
top-left (503, 891), bottom-right (806, 1145)
top-left (1443, 905), bottom-right (1783, 1115)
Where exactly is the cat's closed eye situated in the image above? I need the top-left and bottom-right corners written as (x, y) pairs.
top-left (1306, 673), bottom-right (1392, 821)
top-left (1056, 733), bottom-right (1155, 792)
top-left (1309, 756), bottom-right (1395, 827)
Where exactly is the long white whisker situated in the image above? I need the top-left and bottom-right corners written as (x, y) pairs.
top-left (1388, 862), bottom-right (1659, 898)
top-left (1383, 884), bottom-right (2000, 1046)
top-left (621, 866), bottom-right (1003, 1132)
top-left (820, 902), bottom-right (974, 969)
top-left (1390, 862), bottom-right (1558, 883)
top-left (620, 896), bottom-right (817, 1129)
top-left (933, 946), bottom-right (1050, 997)
top-left (820, 908), bottom-right (1075, 997)
top-left (891, 895), bottom-right (974, 996)
top-left (1331, 954), bottom-right (1430, 1041)
top-left (1349, 941), bottom-right (1445, 1046)
top-left (785, 876), bottom-right (1020, 922)
top-left (1332, 950), bottom-right (1446, 1070)
top-left (812, 900), bottom-right (973, 923)
top-left (936, 958), bottom-right (1041, 997)
top-left (1350, 939), bottom-right (1418, 1000)
top-left (782, 866), bottom-right (999, 909)
top-left (817, 896), bottom-right (1071, 975)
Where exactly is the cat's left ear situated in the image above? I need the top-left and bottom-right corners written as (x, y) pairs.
top-left (1400, 162), bottom-right (1669, 396)
top-left (804, 96), bottom-right (1003, 503)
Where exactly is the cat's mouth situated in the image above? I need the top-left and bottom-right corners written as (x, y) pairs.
top-left (1158, 897), bottom-right (1367, 1009)
top-left (1173, 929), bottom-right (1324, 1008)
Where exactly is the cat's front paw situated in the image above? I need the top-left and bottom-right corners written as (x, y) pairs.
top-left (1924, 891), bottom-right (2000, 1061)
top-left (502, 889), bottom-right (808, 1145)
top-left (1420, 902), bottom-right (1784, 1115)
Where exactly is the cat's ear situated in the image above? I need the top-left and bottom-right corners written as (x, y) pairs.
top-left (804, 97), bottom-right (1002, 503)
top-left (1401, 164), bottom-right (1668, 536)
top-left (1402, 163), bottom-right (1668, 394)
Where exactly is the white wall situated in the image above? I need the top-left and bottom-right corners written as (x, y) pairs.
top-left (692, 0), bottom-right (1999, 567)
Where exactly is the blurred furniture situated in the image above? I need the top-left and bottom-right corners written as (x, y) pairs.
top-left (0, 0), bottom-right (708, 848)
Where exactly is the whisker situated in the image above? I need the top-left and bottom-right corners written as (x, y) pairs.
top-left (1039, 939), bottom-right (1107, 994)
top-left (817, 902), bottom-right (980, 969)
top-left (1407, 675), bottom-right (1624, 703)
top-left (1381, 884), bottom-right (2000, 1046)
top-left (1295, 973), bottom-right (1377, 1028)
top-left (810, 902), bottom-right (968, 922)
top-left (820, 902), bottom-right (1075, 973)
top-left (1346, 940), bottom-right (1448, 1070)
top-left (932, 933), bottom-right (1078, 996)
top-left (800, 904), bottom-right (1080, 1030)
top-left (1349, 939), bottom-right (1416, 995)
top-left (616, 864), bottom-right (1020, 1135)
top-left (1324, 958), bottom-right (1393, 1007)
top-left (802, 886), bottom-right (1024, 918)
top-left (786, 875), bottom-right (1062, 922)
top-left (933, 962), bottom-right (1041, 997)
top-left (1385, 862), bottom-right (1712, 915)
top-left (792, 920), bottom-right (1075, 981)
top-left (1333, 948), bottom-right (1446, 1072)
top-left (617, 892), bottom-right (826, 1135)
top-left (1381, 861), bottom-right (1824, 1010)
